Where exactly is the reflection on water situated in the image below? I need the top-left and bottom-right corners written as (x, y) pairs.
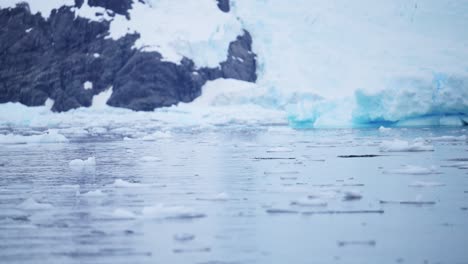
top-left (0, 127), bottom-right (467, 264)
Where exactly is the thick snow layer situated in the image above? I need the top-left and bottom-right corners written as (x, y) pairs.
top-left (0, 0), bottom-right (75, 18)
top-left (108, 0), bottom-right (243, 67)
top-left (0, 130), bottom-right (69, 144)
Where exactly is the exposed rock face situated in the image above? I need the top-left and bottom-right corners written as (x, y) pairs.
top-left (0, 2), bottom-right (256, 112)
top-left (216, 0), bottom-right (230, 13)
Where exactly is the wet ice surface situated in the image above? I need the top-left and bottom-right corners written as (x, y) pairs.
top-left (0, 127), bottom-right (467, 264)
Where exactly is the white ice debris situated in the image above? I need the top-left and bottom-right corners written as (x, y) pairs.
top-left (81, 189), bottom-right (106, 197)
top-left (18, 198), bottom-right (53, 210)
top-left (385, 165), bottom-right (440, 175)
top-left (140, 156), bottom-right (162, 162)
top-left (93, 53), bottom-right (100, 58)
top-left (196, 192), bottom-right (230, 202)
top-left (69, 157), bottom-right (96, 170)
top-left (83, 81), bottom-right (93, 90)
top-left (266, 147), bottom-right (293, 153)
top-left (112, 179), bottom-right (145, 188)
top-left (409, 181), bottom-right (445, 187)
top-left (380, 139), bottom-right (434, 152)
top-left (141, 131), bottom-right (172, 141)
top-left (25, 27), bottom-right (32, 33)
top-left (0, 130), bottom-right (69, 144)
top-left (290, 199), bottom-right (327, 207)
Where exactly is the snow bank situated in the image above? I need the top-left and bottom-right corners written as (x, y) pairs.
top-left (380, 139), bottom-right (434, 152)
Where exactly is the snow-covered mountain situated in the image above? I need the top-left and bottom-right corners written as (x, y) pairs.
top-left (0, 0), bottom-right (256, 111)
top-left (0, 0), bottom-right (467, 128)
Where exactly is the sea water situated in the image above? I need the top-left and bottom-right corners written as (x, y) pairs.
top-left (0, 126), bottom-right (467, 264)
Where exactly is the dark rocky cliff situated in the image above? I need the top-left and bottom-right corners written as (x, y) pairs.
top-left (0, 0), bottom-right (256, 112)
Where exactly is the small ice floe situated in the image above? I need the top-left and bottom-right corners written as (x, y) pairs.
top-left (141, 131), bottom-right (172, 141)
top-left (93, 53), bottom-right (100, 58)
top-left (18, 198), bottom-right (53, 211)
top-left (280, 176), bottom-right (298, 180)
top-left (343, 191), bottom-right (362, 201)
top-left (142, 204), bottom-right (205, 220)
top-left (69, 157), bottom-right (96, 170)
top-left (290, 199), bottom-right (327, 207)
top-left (112, 179), bottom-right (145, 188)
top-left (429, 135), bottom-right (467, 142)
top-left (337, 240), bottom-right (376, 247)
top-left (379, 200), bottom-right (436, 206)
top-left (379, 126), bottom-right (392, 133)
top-left (384, 165), bottom-right (440, 175)
top-left (409, 181), bottom-right (445, 188)
top-left (302, 210), bottom-right (384, 215)
top-left (264, 171), bottom-right (299, 175)
top-left (81, 189), bottom-right (106, 197)
top-left (196, 192), bottom-right (231, 202)
top-left (266, 147), bottom-right (293, 153)
top-left (379, 139), bottom-right (434, 152)
top-left (173, 247), bottom-right (210, 254)
top-left (173, 233), bottom-right (195, 242)
top-left (112, 208), bottom-right (137, 219)
top-left (25, 27), bottom-right (33, 33)
top-left (266, 209), bottom-right (300, 214)
top-left (140, 156), bottom-right (162, 162)
top-left (0, 130), bottom-right (69, 144)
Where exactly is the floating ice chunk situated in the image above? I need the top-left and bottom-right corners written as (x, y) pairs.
top-left (343, 191), bottom-right (362, 201)
top-left (266, 209), bottom-right (299, 214)
top-left (290, 199), bottom-right (327, 207)
top-left (83, 81), bottom-right (93, 90)
top-left (141, 131), bottom-right (173, 141)
top-left (93, 53), bottom-right (100, 58)
top-left (25, 27), bottom-right (33, 33)
top-left (196, 192), bottom-right (230, 202)
top-left (378, 126), bottom-right (392, 133)
top-left (140, 156), bottom-right (162, 162)
top-left (81, 189), bottom-right (106, 197)
top-left (0, 130), bottom-right (69, 144)
top-left (174, 233), bottom-right (195, 242)
top-left (266, 147), bottom-right (293, 153)
top-left (69, 157), bottom-right (96, 170)
top-left (112, 179), bottom-right (145, 188)
top-left (18, 198), bottom-right (53, 211)
top-left (173, 248), bottom-right (211, 254)
top-left (409, 181), bottom-right (445, 187)
top-left (112, 208), bottom-right (137, 219)
top-left (379, 200), bottom-right (436, 206)
top-left (380, 139), bottom-right (434, 152)
top-left (338, 240), bottom-right (376, 247)
top-left (385, 165), bottom-right (440, 175)
top-left (142, 204), bottom-right (205, 220)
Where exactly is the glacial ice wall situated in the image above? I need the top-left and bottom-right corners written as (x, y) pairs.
top-left (0, 0), bottom-right (467, 128)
